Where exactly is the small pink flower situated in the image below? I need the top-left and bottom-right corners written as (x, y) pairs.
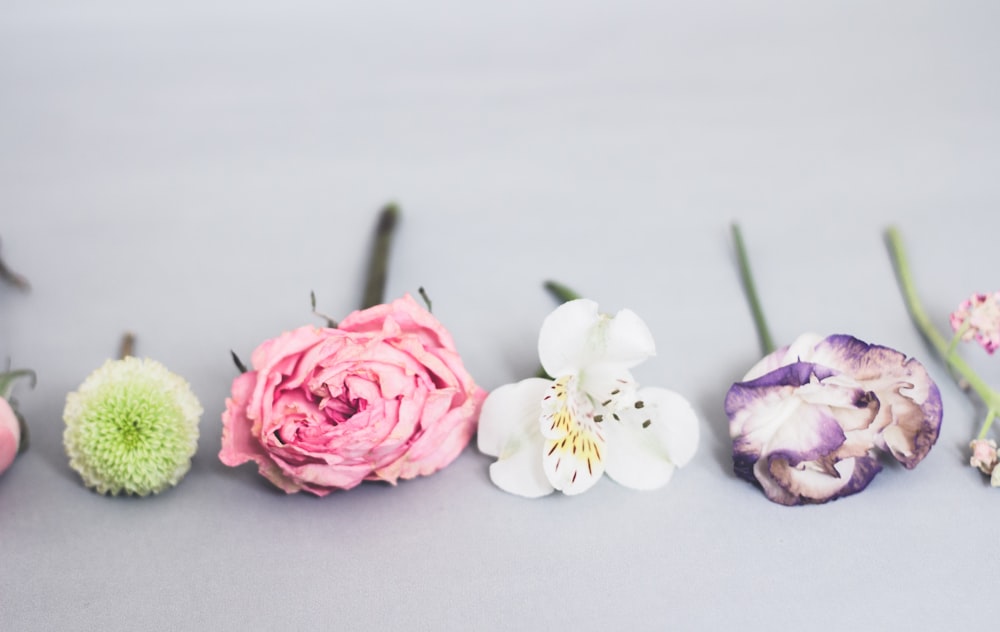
top-left (950, 293), bottom-right (1000, 354)
top-left (970, 438), bottom-right (999, 475)
top-left (0, 398), bottom-right (21, 477)
top-left (220, 294), bottom-right (486, 496)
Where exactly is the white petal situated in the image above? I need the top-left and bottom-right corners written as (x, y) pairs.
top-left (477, 378), bottom-right (555, 498)
top-left (489, 442), bottom-right (554, 498)
top-left (604, 387), bottom-right (700, 490)
top-left (538, 299), bottom-right (602, 376)
top-left (543, 426), bottom-right (606, 495)
top-left (477, 378), bottom-right (550, 457)
top-left (742, 332), bottom-right (824, 381)
top-left (541, 391), bottom-right (607, 495)
top-left (538, 299), bottom-right (655, 377)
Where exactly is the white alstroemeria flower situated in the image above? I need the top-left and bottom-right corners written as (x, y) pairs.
top-left (478, 299), bottom-right (700, 497)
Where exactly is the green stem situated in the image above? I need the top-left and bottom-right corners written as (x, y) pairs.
top-left (0, 237), bottom-right (30, 291)
top-left (543, 280), bottom-right (582, 304)
top-left (731, 223), bottom-right (776, 355)
top-left (978, 409), bottom-right (997, 441)
top-left (885, 227), bottom-right (1000, 425)
top-left (946, 320), bottom-right (970, 359)
top-left (0, 369), bottom-right (36, 400)
top-left (360, 203), bottom-right (400, 310)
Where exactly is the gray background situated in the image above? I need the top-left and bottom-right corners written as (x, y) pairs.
top-left (2, 1), bottom-right (998, 630)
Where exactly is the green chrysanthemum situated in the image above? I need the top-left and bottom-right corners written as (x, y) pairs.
top-left (63, 357), bottom-right (202, 496)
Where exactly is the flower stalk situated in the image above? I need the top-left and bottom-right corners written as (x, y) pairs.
top-left (119, 332), bottom-right (136, 359)
top-left (0, 237), bottom-right (30, 291)
top-left (885, 227), bottom-right (1000, 437)
top-left (731, 223), bottom-right (776, 355)
top-left (543, 280), bottom-right (582, 304)
top-left (0, 369), bottom-right (35, 401)
top-left (360, 203), bottom-right (400, 310)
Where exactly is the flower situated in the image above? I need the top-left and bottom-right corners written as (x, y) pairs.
top-left (970, 438), bottom-right (998, 475)
top-left (950, 292), bottom-right (1000, 354)
top-left (477, 299), bottom-right (700, 497)
top-left (726, 333), bottom-right (942, 505)
top-left (220, 294), bottom-right (485, 496)
top-left (0, 398), bottom-right (20, 476)
top-left (63, 357), bottom-right (202, 496)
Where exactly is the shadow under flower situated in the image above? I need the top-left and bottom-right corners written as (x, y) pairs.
top-left (696, 358), bottom-right (751, 480)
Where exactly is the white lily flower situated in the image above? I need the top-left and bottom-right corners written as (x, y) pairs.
top-left (478, 299), bottom-right (700, 497)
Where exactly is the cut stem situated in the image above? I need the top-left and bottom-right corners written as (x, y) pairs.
top-left (119, 332), bottom-right (136, 359)
top-left (418, 286), bottom-right (433, 312)
top-left (0, 237), bottom-right (30, 291)
top-left (360, 203), bottom-right (400, 310)
top-left (731, 223), bottom-right (776, 355)
top-left (543, 280), bottom-right (582, 304)
top-left (885, 226), bottom-right (1000, 435)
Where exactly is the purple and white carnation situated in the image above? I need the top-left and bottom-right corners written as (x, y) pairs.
top-left (726, 333), bottom-right (942, 506)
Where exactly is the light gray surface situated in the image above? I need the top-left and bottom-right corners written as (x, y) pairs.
top-left (2, 2), bottom-right (998, 630)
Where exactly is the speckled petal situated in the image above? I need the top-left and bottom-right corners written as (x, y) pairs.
top-left (603, 387), bottom-right (699, 490)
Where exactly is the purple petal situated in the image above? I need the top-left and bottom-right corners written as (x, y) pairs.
top-left (725, 361), bottom-right (837, 419)
top-left (762, 451), bottom-right (883, 506)
top-left (811, 334), bottom-right (942, 468)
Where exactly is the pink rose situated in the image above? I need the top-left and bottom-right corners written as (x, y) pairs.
top-left (220, 294), bottom-right (486, 495)
top-left (0, 397), bottom-right (21, 476)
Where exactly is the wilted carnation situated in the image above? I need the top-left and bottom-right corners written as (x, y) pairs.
top-left (726, 333), bottom-right (942, 505)
top-left (64, 357), bottom-right (202, 496)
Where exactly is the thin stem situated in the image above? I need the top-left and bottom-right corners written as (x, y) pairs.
top-left (885, 227), bottom-right (999, 411)
top-left (543, 280), bottom-right (582, 304)
top-left (947, 320), bottom-right (970, 358)
top-left (360, 203), bottom-right (400, 310)
top-left (230, 350), bottom-right (248, 374)
top-left (0, 237), bottom-right (30, 291)
top-left (119, 332), bottom-right (136, 359)
top-left (310, 290), bottom-right (337, 328)
top-left (0, 369), bottom-right (36, 400)
top-left (418, 286), bottom-right (433, 312)
top-left (731, 223), bottom-right (776, 355)
top-left (978, 409), bottom-right (997, 440)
